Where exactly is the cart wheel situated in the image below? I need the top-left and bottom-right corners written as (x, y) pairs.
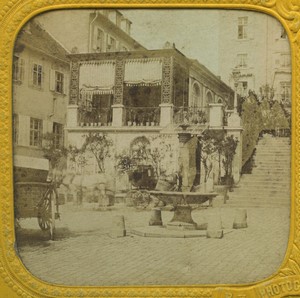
top-left (37, 189), bottom-right (56, 240)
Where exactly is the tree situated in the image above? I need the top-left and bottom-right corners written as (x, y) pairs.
top-left (42, 132), bottom-right (68, 183)
top-left (81, 132), bottom-right (113, 173)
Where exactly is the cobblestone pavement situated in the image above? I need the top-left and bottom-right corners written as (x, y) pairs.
top-left (16, 203), bottom-right (290, 286)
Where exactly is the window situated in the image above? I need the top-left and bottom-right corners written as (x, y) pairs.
top-left (237, 54), bottom-right (248, 67)
top-left (281, 54), bottom-right (291, 67)
top-left (281, 82), bottom-right (291, 102)
top-left (50, 70), bottom-right (66, 94)
top-left (191, 83), bottom-right (201, 107)
top-left (32, 63), bottom-right (43, 88)
top-left (96, 28), bottom-right (104, 52)
top-left (238, 17), bottom-right (248, 39)
top-left (55, 71), bottom-right (64, 93)
top-left (53, 122), bottom-right (63, 149)
top-left (121, 46), bottom-right (128, 52)
top-left (13, 114), bottom-right (18, 144)
top-left (30, 118), bottom-right (43, 147)
top-left (13, 56), bottom-right (24, 82)
top-left (107, 36), bottom-right (116, 52)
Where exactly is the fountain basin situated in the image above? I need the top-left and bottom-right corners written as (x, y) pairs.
top-left (149, 191), bottom-right (218, 230)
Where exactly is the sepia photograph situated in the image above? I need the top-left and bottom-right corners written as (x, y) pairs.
top-left (12, 8), bottom-right (291, 286)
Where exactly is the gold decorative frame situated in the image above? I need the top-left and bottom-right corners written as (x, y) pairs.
top-left (0, 0), bottom-right (299, 297)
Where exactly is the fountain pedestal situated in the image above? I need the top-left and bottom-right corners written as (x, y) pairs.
top-left (167, 205), bottom-right (197, 230)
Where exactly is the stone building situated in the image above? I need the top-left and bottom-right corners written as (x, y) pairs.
top-left (217, 10), bottom-right (291, 106)
top-left (13, 20), bottom-right (70, 182)
top-left (66, 47), bottom-right (242, 198)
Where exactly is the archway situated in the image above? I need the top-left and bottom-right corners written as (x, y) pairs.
top-left (129, 136), bottom-right (156, 189)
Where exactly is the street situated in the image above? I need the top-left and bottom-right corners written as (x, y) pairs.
top-left (16, 203), bottom-right (290, 286)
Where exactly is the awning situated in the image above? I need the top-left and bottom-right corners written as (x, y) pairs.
top-left (79, 60), bottom-right (115, 92)
top-left (124, 58), bottom-right (162, 86)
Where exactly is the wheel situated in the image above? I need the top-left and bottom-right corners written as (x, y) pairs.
top-left (37, 189), bottom-right (56, 240)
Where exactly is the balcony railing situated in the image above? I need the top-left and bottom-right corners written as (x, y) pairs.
top-left (125, 107), bottom-right (160, 126)
top-left (173, 107), bottom-right (209, 125)
top-left (78, 107), bottom-right (112, 127)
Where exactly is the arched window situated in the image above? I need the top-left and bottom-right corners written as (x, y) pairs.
top-left (191, 82), bottom-right (201, 107)
top-left (206, 91), bottom-right (214, 104)
top-left (217, 97), bottom-right (223, 104)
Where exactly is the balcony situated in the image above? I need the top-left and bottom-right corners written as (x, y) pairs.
top-left (173, 106), bottom-right (209, 125)
top-left (70, 104), bottom-right (228, 129)
top-left (125, 107), bottom-right (160, 127)
top-left (78, 107), bottom-right (112, 127)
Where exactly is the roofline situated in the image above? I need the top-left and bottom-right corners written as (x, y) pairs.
top-left (92, 11), bottom-right (146, 50)
top-left (190, 59), bottom-right (234, 93)
top-left (19, 40), bottom-right (70, 65)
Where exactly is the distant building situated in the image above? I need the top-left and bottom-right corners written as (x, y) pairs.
top-left (13, 20), bottom-right (70, 181)
top-left (36, 9), bottom-right (145, 54)
top-left (218, 10), bottom-right (291, 106)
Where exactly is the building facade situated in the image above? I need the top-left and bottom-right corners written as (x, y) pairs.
top-left (65, 48), bottom-right (242, 198)
top-left (217, 10), bottom-right (291, 106)
top-left (13, 20), bottom-right (70, 182)
top-left (36, 9), bottom-right (145, 54)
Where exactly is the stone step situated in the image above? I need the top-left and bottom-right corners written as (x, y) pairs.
top-left (240, 175), bottom-right (290, 181)
top-left (225, 202), bottom-right (290, 208)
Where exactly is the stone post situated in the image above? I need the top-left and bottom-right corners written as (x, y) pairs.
top-left (209, 103), bottom-right (224, 127)
top-left (159, 103), bottom-right (173, 127)
top-left (112, 104), bottom-right (124, 127)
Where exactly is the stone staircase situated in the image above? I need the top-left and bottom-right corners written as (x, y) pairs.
top-left (226, 135), bottom-right (291, 208)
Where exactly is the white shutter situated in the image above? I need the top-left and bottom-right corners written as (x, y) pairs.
top-left (49, 69), bottom-right (56, 91)
top-left (63, 73), bottom-right (68, 95)
top-left (92, 27), bottom-right (98, 50)
top-left (28, 61), bottom-right (34, 86)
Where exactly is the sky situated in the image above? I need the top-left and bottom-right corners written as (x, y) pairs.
top-left (119, 9), bottom-right (220, 73)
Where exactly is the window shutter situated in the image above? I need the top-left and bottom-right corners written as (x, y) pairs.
top-left (50, 69), bottom-right (55, 91)
top-left (29, 61), bottom-right (34, 86)
top-left (92, 27), bottom-right (98, 50)
top-left (63, 73), bottom-right (68, 95)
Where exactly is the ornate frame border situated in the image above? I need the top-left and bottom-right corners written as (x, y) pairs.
top-left (0, 1), bottom-right (299, 297)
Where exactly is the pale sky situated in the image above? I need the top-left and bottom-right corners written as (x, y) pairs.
top-left (119, 9), bottom-right (220, 73)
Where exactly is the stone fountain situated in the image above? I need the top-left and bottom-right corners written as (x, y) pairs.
top-left (148, 124), bottom-right (218, 231)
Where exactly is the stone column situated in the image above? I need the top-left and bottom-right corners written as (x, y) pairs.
top-left (112, 57), bottom-right (125, 127)
top-left (178, 125), bottom-right (192, 192)
top-left (209, 103), bottom-right (224, 127)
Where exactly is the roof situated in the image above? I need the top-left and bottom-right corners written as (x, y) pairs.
top-left (16, 20), bottom-right (69, 62)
